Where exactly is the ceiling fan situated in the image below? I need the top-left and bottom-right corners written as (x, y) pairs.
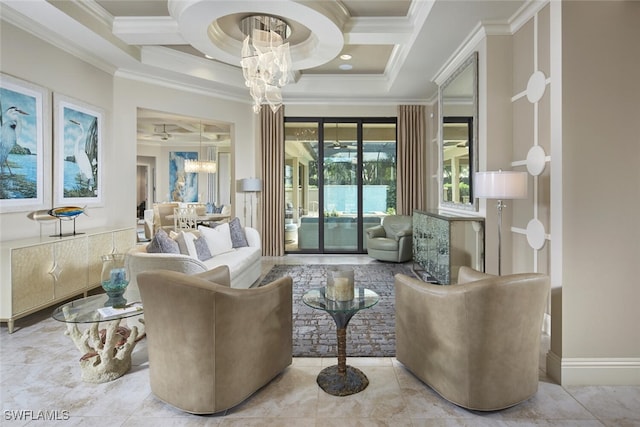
top-left (332, 141), bottom-right (357, 150)
top-left (153, 124), bottom-right (172, 141)
top-left (331, 123), bottom-right (356, 149)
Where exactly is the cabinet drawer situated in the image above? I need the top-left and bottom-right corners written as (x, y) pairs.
top-left (87, 233), bottom-right (113, 288)
top-left (12, 245), bottom-right (54, 315)
top-left (54, 238), bottom-right (88, 298)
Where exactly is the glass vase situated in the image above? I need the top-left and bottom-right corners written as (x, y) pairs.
top-left (101, 253), bottom-right (129, 308)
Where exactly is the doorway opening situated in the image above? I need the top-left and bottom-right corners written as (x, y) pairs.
top-left (284, 118), bottom-right (397, 254)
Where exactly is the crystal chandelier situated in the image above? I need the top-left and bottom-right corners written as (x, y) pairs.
top-left (184, 122), bottom-right (217, 174)
top-left (240, 15), bottom-right (293, 114)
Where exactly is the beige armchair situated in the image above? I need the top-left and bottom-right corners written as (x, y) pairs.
top-left (395, 267), bottom-right (550, 411)
top-left (366, 215), bottom-right (413, 262)
top-left (137, 266), bottom-right (293, 414)
top-left (153, 202), bottom-right (179, 233)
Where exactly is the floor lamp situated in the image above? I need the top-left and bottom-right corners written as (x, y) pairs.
top-left (240, 178), bottom-right (262, 228)
top-left (474, 170), bottom-right (528, 275)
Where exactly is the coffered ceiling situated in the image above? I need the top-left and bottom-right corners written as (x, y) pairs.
top-left (136, 108), bottom-right (231, 147)
top-left (2, 0), bottom-right (534, 106)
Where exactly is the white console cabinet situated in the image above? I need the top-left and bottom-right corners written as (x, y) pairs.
top-left (1, 227), bottom-right (136, 333)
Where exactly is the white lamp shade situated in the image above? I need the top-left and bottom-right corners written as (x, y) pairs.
top-left (474, 171), bottom-right (528, 200)
top-left (240, 177), bottom-right (262, 192)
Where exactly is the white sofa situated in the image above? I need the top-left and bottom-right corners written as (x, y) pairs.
top-left (126, 227), bottom-right (262, 290)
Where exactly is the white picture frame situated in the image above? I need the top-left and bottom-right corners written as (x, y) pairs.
top-left (0, 73), bottom-right (51, 213)
top-left (54, 93), bottom-right (104, 207)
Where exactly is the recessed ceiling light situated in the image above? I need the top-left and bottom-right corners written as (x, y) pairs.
top-left (339, 64), bottom-right (353, 71)
top-left (340, 54), bottom-right (352, 60)
top-left (204, 54), bottom-right (214, 60)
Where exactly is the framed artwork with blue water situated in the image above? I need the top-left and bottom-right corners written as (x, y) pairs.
top-left (54, 93), bottom-right (103, 206)
top-left (0, 73), bottom-right (51, 213)
top-left (169, 151), bottom-right (198, 202)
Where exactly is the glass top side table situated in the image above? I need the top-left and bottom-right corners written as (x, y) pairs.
top-left (302, 287), bottom-right (380, 396)
top-left (51, 291), bottom-right (144, 383)
top-left (52, 292), bottom-right (143, 323)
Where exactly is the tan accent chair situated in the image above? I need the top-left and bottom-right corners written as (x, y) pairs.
top-left (153, 202), bottom-right (179, 233)
top-left (137, 266), bottom-right (293, 414)
top-left (395, 267), bottom-right (550, 411)
top-left (366, 215), bottom-right (413, 262)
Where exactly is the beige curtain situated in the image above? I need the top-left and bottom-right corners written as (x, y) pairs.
top-left (260, 107), bottom-right (285, 256)
top-left (397, 105), bottom-right (426, 215)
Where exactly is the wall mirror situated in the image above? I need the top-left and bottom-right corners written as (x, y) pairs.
top-left (439, 51), bottom-right (478, 211)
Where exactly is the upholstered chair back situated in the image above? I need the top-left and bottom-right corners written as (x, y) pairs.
top-left (137, 266), bottom-right (292, 414)
top-left (381, 215), bottom-right (412, 237)
top-left (154, 202), bottom-right (179, 232)
top-left (366, 215), bottom-right (413, 262)
top-left (395, 267), bottom-right (550, 411)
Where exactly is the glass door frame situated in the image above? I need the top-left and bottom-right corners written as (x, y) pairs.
top-left (285, 117), bottom-right (397, 254)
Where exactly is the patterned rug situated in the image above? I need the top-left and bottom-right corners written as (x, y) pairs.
top-left (259, 263), bottom-right (417, 357)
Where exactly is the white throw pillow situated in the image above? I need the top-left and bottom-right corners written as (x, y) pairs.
top-left (198, 223), bottom-right (234, 256)
top-left (176, 231), bottom-right (198, 258)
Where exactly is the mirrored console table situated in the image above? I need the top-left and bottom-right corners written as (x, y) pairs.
top-left (413, 210), bottom-right (484, 285)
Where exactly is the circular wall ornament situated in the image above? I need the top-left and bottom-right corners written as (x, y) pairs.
top-left (526, 145), bottom-right (546, 176)
top-left (526, 71), bottom-right (547, 103)
top-left (526, 219), bottom-right (546, 250)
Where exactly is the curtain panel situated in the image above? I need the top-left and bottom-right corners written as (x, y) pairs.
top-left (260, 107), bottom-right (285, 256)
top-left (397, 105), bottom-right (426, 215)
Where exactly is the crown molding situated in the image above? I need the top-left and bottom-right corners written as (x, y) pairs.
top-left (0, 2), bottom-right (118, 75)
top-left (384, 0), bottom-right (436, 92)
top-left (482, 21), bottom-right (513, 36)
top-left (432, 0), bottom-right (548, 86)
top-left (345, 16), bottom-right (412, 44)
top-left (433, 23), bottom-right (486, 86)
top-left (509, 0), bottom-right (549, 34)
top-left (140, 46), bottom-right (245, 88)
top-left (113, 17), bottom-right (185, 45)
top-left (115, 68), bottom-right (250, 106)
top-left (71, 0), bottom-right (114, 28)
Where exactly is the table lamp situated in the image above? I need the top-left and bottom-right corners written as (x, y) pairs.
top-left (474, 170), bottom-right (528, 275)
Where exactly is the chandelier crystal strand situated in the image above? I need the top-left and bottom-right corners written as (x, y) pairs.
top-left (184, 122), bottom-right (217, 173)
top-left (184, 159), bottom-right (217, 174)
top-left (241, 15), bottom-right (292, 113)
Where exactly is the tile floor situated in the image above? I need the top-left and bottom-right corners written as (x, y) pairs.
top-left (1, 255), bottom-right (639, 426)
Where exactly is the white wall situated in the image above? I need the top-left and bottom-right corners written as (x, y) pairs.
top-left (0, 22), bottom-right (260, 242)
top-left (1, 23), bottom-right (121, 241)
top-left (113, 77), bottom-right (257, 226)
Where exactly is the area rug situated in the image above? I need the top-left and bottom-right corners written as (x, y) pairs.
top-left (259, 263), bottom-right (416, 357)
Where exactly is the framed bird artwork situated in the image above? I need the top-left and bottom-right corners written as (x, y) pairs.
top-left (0, 73), bottom-right (51, 213)
top-left (54, 93), bottom-right (104, 207)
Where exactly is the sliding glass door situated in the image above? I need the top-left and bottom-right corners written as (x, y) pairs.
top-left (323, 122), bottom-right (359, 251)
top-left (285, 118), bottom-right (396, 254)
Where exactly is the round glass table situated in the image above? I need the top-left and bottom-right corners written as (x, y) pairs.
top-left (302, 287), bottom-right (380, 396)
top-left (51, 291), bottom-right (145, 383)
top-left (52, 292), bottom-right (143, 323)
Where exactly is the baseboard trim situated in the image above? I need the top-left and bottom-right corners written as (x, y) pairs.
top-left (546, 351), bottom-right (640, 386)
